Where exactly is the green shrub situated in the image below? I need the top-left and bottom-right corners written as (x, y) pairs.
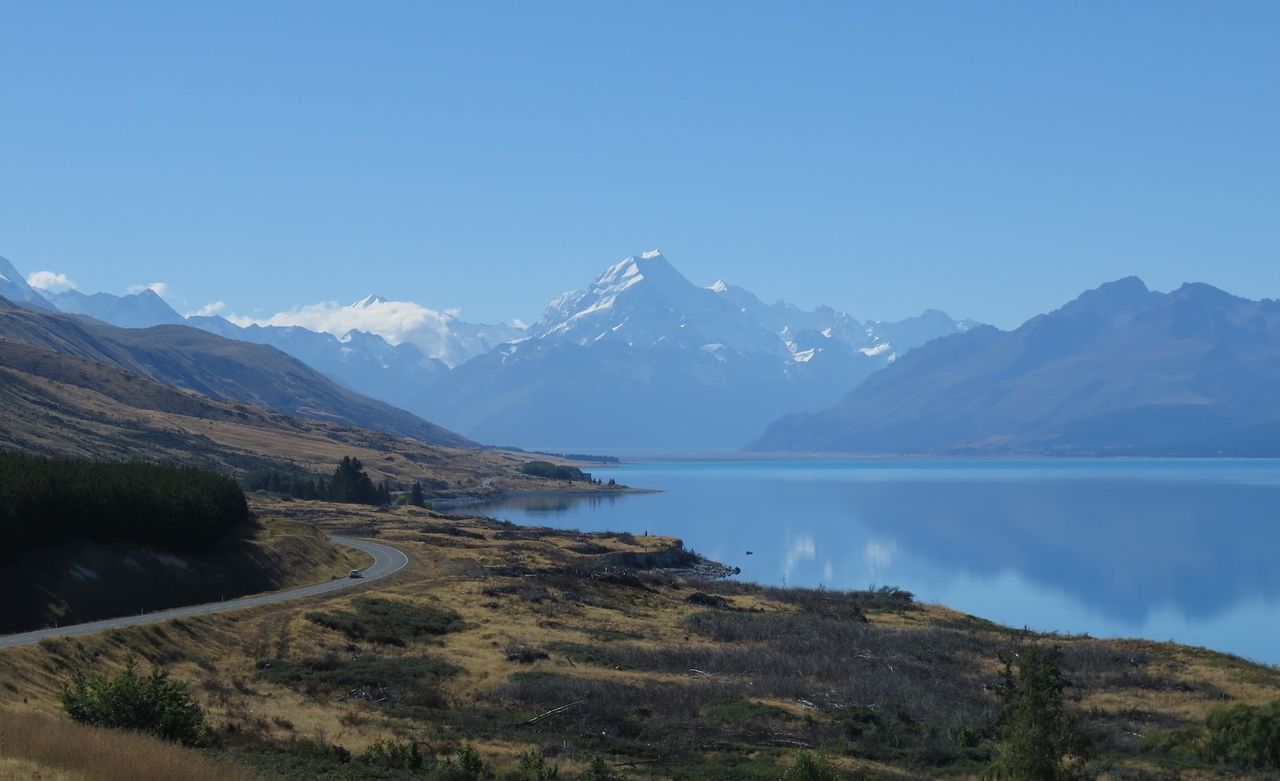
top-left (517, 749), bottom-right (560, 780)
top-left (780, 751), bottom-right (842, 781)
top-left (1143, 700), bottom-right (1280, 769)
top-left (580, 755), bottom-right (613, 781)
top-left (361, 736), bottom-right (423, 769)
top-left (60, 655), bottom-right (208, 745)
top-left (307, 596), bottom-right (465, 645)
top-left (433, 744), bottom-right (494, 780)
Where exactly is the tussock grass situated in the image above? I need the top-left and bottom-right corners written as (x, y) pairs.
top-left (0, 709), bottom-right (258, 781)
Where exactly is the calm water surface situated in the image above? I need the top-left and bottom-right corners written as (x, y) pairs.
top-left (475, 460), bottom-right (1280, 665)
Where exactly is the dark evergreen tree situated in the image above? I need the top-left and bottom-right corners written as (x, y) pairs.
top-left (409, 482), bottom-right (426, 507)
top-left (988, 645), bottom-right (1093, 780)
top-left (326, 457), bottom-right (381, 505)
top-left (0, 452), bottom-right (249, 561)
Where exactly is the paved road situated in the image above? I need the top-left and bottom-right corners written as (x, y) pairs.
top-left (0, 536), bottom-right (408, 650)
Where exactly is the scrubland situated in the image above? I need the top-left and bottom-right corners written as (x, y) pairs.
top-left (1, 496), bottom-right (1277, 779)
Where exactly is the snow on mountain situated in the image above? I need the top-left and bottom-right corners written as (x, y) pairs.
top-left (707, 279), bottom-right (974, 368)
top-left (235, 295), bottom-right (524, 368)
top-left (186, 315), bottom-right (447, 411)
top-left (418, 251), bottom-right (977, 449)
top-left (752, 278), bottom-right (1280, 455)
top-left (532, 251), bottom-right (785, 358)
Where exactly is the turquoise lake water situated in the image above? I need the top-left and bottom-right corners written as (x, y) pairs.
top-left (475, 459), bottom-right (1280, 665)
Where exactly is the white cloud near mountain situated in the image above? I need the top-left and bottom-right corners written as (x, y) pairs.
top-left (188, 300), bottom-right (227, 317)
top-left (230, 296), bottom-right (524, 366)
top-left (26, 270), bottom-right (77, 293)
top-left (232, 298), bottom-right (452, 345)
top-left (128, 281), bottom-right (170, 297)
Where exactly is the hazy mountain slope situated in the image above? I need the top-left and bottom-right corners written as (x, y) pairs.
top-left (0, 297), bottom-right (474, 448)
top-left (419, 251), bottom-right (973, 449)
top-left (0, 256), bottom-right (55, 310)
top-left (0, 337), bottom-right (558, 492)
top-left (752, 278), bottom-right (1280, 455)
top-left (187, 315), bottom-right (447, 412)
top-left (45, 288), bottom-right (185, 328)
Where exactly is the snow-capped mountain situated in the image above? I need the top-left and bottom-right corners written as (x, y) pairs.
top-left (533, 251), bottom-right (786, 358)
top-left (0, 256), bottom-right (55, 310)
top-left (416, 251), bottom-right (975, 449)
top-left (243, 294), bottom-right (525, 368)
top-left (2, 250), bottom-right (976, 450)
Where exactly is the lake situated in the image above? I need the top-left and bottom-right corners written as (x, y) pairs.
top-left (475, 459), bottom-right (1280, 665)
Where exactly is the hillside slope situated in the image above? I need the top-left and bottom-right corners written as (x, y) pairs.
top-left (0, 296), bottom-right (473, 448)
top-left (0, 337), bottom-right (582, 497)
top-left (753, 278), bottom-right (1280, 455)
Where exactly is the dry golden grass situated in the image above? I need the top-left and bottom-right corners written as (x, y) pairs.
top-left (0, 710), bottom-right (258, 781)
top-left (1, 497), bottom-right (1278, 779)
top-left (0, 338), bottom-right (632, 497)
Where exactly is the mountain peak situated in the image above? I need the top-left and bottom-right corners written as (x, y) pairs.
top-left (1057, 276), bottom-right (1156, 319)
top-left (351, 294), bottom-right (387, 309)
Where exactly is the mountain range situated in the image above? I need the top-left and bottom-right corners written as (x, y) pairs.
top-left (0, 295), bottom-right (472, 448)
top-left (5, 252), bottom-right (974, 450)
top-left (753, 277), bottom-right (1280, 456)
top-left (413, 251), bottom-right (975, 449)
top-left (9, 251), bottom-right (1277, 456)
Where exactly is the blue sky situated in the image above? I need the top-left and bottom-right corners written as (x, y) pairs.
top-left (2, 1), bottom-right (1277, 328)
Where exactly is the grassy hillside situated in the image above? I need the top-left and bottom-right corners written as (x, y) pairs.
top-left (0, 709), bottom-right (257, 781)
top-left (0, 337), bottom-right (623, 497)
top-left (2, 496), bottom-right (1276, 780)
top-left (0, 297), bottom-right (473, 447)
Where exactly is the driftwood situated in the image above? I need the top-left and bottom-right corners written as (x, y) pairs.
top-left (524, 699), bottom-right (586, 725)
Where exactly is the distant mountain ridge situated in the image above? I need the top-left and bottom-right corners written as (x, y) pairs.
top-left (46, 288), bottom-right (185, 328)
top-left (0, 296), bottom-right (474, 448)
top-left (752, 277), bottom-right (1280, 455)
top-left (186, 313), bottom-right (448, 414)
top-left (3, 262), bottom-right (457, 415)
top-left (415, 251), bottom-right (975, 449)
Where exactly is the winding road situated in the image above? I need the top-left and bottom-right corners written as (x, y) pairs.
top-left (0, 535), bottom-right (409, 651)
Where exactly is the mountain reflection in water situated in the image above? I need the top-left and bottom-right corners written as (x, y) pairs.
top-left (474, 460), bottom-right (1280, 664)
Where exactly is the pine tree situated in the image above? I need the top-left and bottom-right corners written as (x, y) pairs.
top-left (988, 645), bottom-right (1093, 780)
top-left (409, 482), bottom-right (425, 507)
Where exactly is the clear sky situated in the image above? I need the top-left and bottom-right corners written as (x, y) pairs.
top-left (2, 1), bottom-right (1277, 328)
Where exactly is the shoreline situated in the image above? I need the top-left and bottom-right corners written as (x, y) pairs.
top-left (429, 484), bottom-right (660, 510)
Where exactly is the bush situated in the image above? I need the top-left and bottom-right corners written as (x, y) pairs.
top-left (60, 655), bottom-right (209, 746)
top-left (580, 755), bottom-right (613, 781)
top-left (780, 751), bottom-right (842, 781)
top-left (1143, 700), bottom-right (1280, 769)
top-left (306, 596), bottom-right (465, 646)
top-left (518, 749), bottom-right (560, 780)
top-left (361, 736), bottom-right (423, 769)
top-left (434, 744), bottom-right (494, 780)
